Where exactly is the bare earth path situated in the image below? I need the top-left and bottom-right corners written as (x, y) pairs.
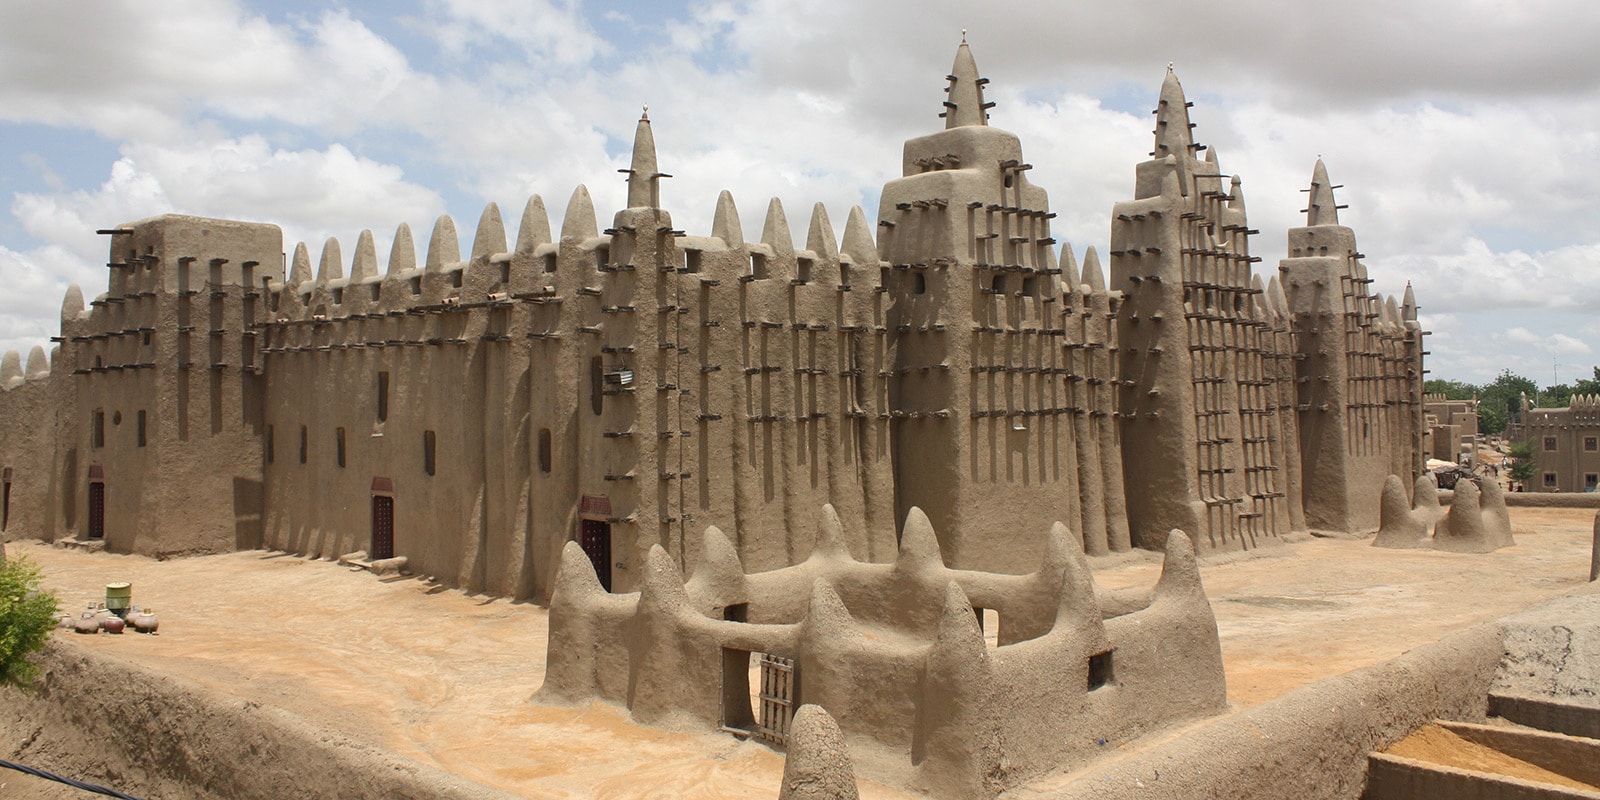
top-left (8, 506), bottom-right (1595, 798)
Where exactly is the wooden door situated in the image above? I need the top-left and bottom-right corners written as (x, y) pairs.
top-left (579, 519), bottom-right (611, 591)
top-left (87, 481), bottom-right (105, 540)
top-left (756, 653), bottom-right (796, 746)
top-left (371, 495), bottom-right (394, 560)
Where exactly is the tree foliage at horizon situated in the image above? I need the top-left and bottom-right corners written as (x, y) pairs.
top-left (1425, 366), bottom-right (1600, 435)
top-left (0, 553), bottom-right (60, 688)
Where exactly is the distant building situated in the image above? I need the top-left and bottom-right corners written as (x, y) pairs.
top-left (1513, 393), bottom-right (1600, 492)
top-left (1425, 394), bottom-right (1480, 464)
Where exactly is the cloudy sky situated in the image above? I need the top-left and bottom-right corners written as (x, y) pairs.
top-left (2, 0), bottom-right (1597, 384)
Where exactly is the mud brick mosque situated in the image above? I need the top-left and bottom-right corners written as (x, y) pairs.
top-left (0, 41), bottom-right (1426, 602)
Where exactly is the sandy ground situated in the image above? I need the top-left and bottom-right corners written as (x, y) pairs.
top-left (6, 506), bottom-right (1596, 799)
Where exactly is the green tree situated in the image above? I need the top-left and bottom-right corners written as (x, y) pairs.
top-left (0, 554), bottom-right (60, 687)
top-left (1506, 439), bottom-right (1538, 486)
top-left (1423, 379), bottom-right (1478, 400)
top-left (1477, 370), bottom-right (1538, 435)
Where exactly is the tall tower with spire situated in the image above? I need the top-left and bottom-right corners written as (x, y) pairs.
top-left (1280, 159), bottom-right (1425, 533)
top-left (875, 40), bottom-right (1129, 571)
top-left (1110, 68), bottom-right (1301, 553)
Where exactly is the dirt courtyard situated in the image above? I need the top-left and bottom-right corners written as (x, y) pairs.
top-left (6, 506), bottom-right (1596, 799)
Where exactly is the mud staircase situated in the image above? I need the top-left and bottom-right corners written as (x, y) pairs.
top-left (1364, 694), bottom-right (1600, 799)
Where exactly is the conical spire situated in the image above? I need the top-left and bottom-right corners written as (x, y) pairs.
top-left (839, 206), bottom-right (877, 267)
top-left (514, 195), bottom-right (551, 254)
top-left (561, 186), bottom-right (598, 242)
top-left (1306, 159), bottom-right (1340, 226)
top-left (25, 345), bottom-right (49, 380)
top-left (316, 237), bottom-right (343, 283)
top-left (350, 229), bottom-right (378, 280)
top-left (1154, 67), bottom-right (1195, 159)
top-left (1227, 174), bottom-right (1246, 212)
top-left (625, 110), bottom-right (660, 209)
top-left (61, 284), bottom-right (85, 322)
top-left (471, 202), bottom-right (507, 259)
top-left (941, 40), bottom-right (991, 129)
top-left (1402, 282), bottom-right (1418, 321)
top-left (426, 215), bottom-right (460, 269)
top-left (805, 203), bottom-right (838, 261)
top-left (711, 190), bottom-right (743, 247)
top-left (1081, 246), bottom-right (1106, 292)
top-left (288, 242), bottom-right (312, 285)
top-left (761, 198), bottom-right (794, 258)
top-left (1058, 243), bottom-right (1080, 289)
top-left (387, 223), bottom-right (416, 274)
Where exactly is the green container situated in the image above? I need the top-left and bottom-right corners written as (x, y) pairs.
top-left (105, 582), bottom-right (133, 612)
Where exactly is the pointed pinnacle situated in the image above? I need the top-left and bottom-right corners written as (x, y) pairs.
top-left (944, 41), bottom-right (990, 129)
top-left (626, 114), bottom-right (660, 209)
top-left (1307, 159), bottom-right (1339, 226)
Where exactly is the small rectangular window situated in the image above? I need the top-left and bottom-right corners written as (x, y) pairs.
top-left (684, 249), bottom-right (701, 274)
top-left (838, 263), bottom-right (850, 288)
top-left (336, 428), bottom-right (346, 468)
top-left (377, 372), bottom-right (390, 422)
top-left (1088, 649), bottom-right (1115, 690)
top-left (1544, 472), bottom-right (1558, 487)
top-left (595, 246), bottom-right (610, 271)
top-left (538, 428), bottom-right (552, 473)
top-left (136, 410), bottom-right (147, 447)
top-left (300, 425), bottom-right (308, 464)
top-left (1587, 474), bottom-right (1598, 491)
top-left (543, 253), bottom-right (557, 273)
top-left (750, 253), bottom-right (767, 279)
top-left (499, 262), bottom-right (511, 284)
top-left (266, 425), bottom-right (275, 464)
top-left (93, 411), bottom-right (105, 449)
top-left (332, 287), bottom-right (344, 305)
top-left (369, 283), bottom-right (381, 302)
top-left (913, 273), bottom-right (926, 294)
top-left (449, 269), bottom-right (463, 288)
top-left (423, 430), bottom-right (437, 476)
top-left (409, 276), bottom-right (422, 296)
top-left (796, 257), bottom-right (813, 283)
top-left (1585, 437), bottom-right (1596, 452)
top-left (1545, 436), bottom-right (1558, 452)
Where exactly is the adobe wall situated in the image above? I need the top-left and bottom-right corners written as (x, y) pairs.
top-left (0, 348), bottom-right (62, 542)
top-left (1033, 623), bottom-right (1504, 800)
top-left (1519, 398), bottom-right (1600, 493)
top-left (0, 643), bottom-right (524, 800)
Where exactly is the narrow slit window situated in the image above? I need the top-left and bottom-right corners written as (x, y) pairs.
top-left (136, 410), bottom-right (147, 447)
top-left (266, 425), bottom-right (275, 464)
top-left (336, 427), bottom-right (347, 468)
top-left (796, 257), bottom-right (813, 283)
top-left (750, 253), bottom-right (767, 279)
top-left (92, 411), bottom-right (105, 449)
top-left (377, 372), bottom-right (390, 422)
top-left (300, 425), bottom-right (308, 464)
top-left (424, 430), bottom-right (437, 476)
top-left (538, 428), bottom-right (552, 473)
top-left (1088, 649), bottom-right (1114, 690)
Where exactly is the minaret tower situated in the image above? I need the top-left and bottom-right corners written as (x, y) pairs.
top-left (876, 39), bottom-right (1127, 570)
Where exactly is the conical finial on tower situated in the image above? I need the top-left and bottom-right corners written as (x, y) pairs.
top-left (624, 109), bottom-right (663, 209)
top-left (941, 40), bottom-right (991, 129)
top-left (1306, 159), bottom-right (1343, 226)
top-left (1154, 66), bottom-right (1195, 159)
top-left (1402, 282), bottom-right (1418, 321)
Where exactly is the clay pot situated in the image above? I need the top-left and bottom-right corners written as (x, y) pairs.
top-left (101, 616), bottom-right (126, 634)
top-left (131, 610), bottom-right (159, 634)
top-left (72, 615), bottom-right (100, 635)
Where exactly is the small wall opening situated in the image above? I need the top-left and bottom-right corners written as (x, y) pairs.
top-left (543, 253), bottom-right (557, 273)
top-left (136, 410), bottom-right (147, 447)
top-left (266, 425), bottom-right (275, 464)
top-left (2, 468), bottom-right (11, 532)
top-left (538, 428), bottom-right (552, 473)
top-left (377, 372), bottom-right (389, 422)
top-left (796, 257), bottom-right (813, 283)
top-left (721, 647), bottom-right (756, 733)
top-left (974, 607), bottom-right (1000, 648)
top-left (449, 269), bottom-right (463, 289)
top-left (723, 603), bottom-right (748, 622)
top-left (409, 276), bottom-right (422, 295)
top-left (913, 273), bottom-right (926, 294)
top-left (684, 249), bottom-right (702, 274)
top-left (991, 275), bottom-right (1006, 295)
top-left (336, 428), bottom-right (347, 468)
top-left (595, 246), bottom-right (610, 271)
top-left (589, 357), bottom-right (604, 416)
top-left (749, 253), bottom-right (768, 279)
top-left (92, 410), bottom-right (105, 449)
top-left (1088, 649), bottom-right (1115, 691)
top-left (299, 425), bottom-right (308, 464)
top-left (423, 430), bottom-right (437, 476)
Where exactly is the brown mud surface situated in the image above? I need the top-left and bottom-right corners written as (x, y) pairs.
top-left (4, 506), bottom-right (1595, 798)
top-left (1386, 724), bottom-right (1598, 791)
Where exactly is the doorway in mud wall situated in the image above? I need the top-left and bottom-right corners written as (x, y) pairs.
top-left (371, 495), bottom-right (394, 560)
top-left (87, 466), bottom-right (105, 540)
top-left (580, 519), bottom-right (611, 591)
